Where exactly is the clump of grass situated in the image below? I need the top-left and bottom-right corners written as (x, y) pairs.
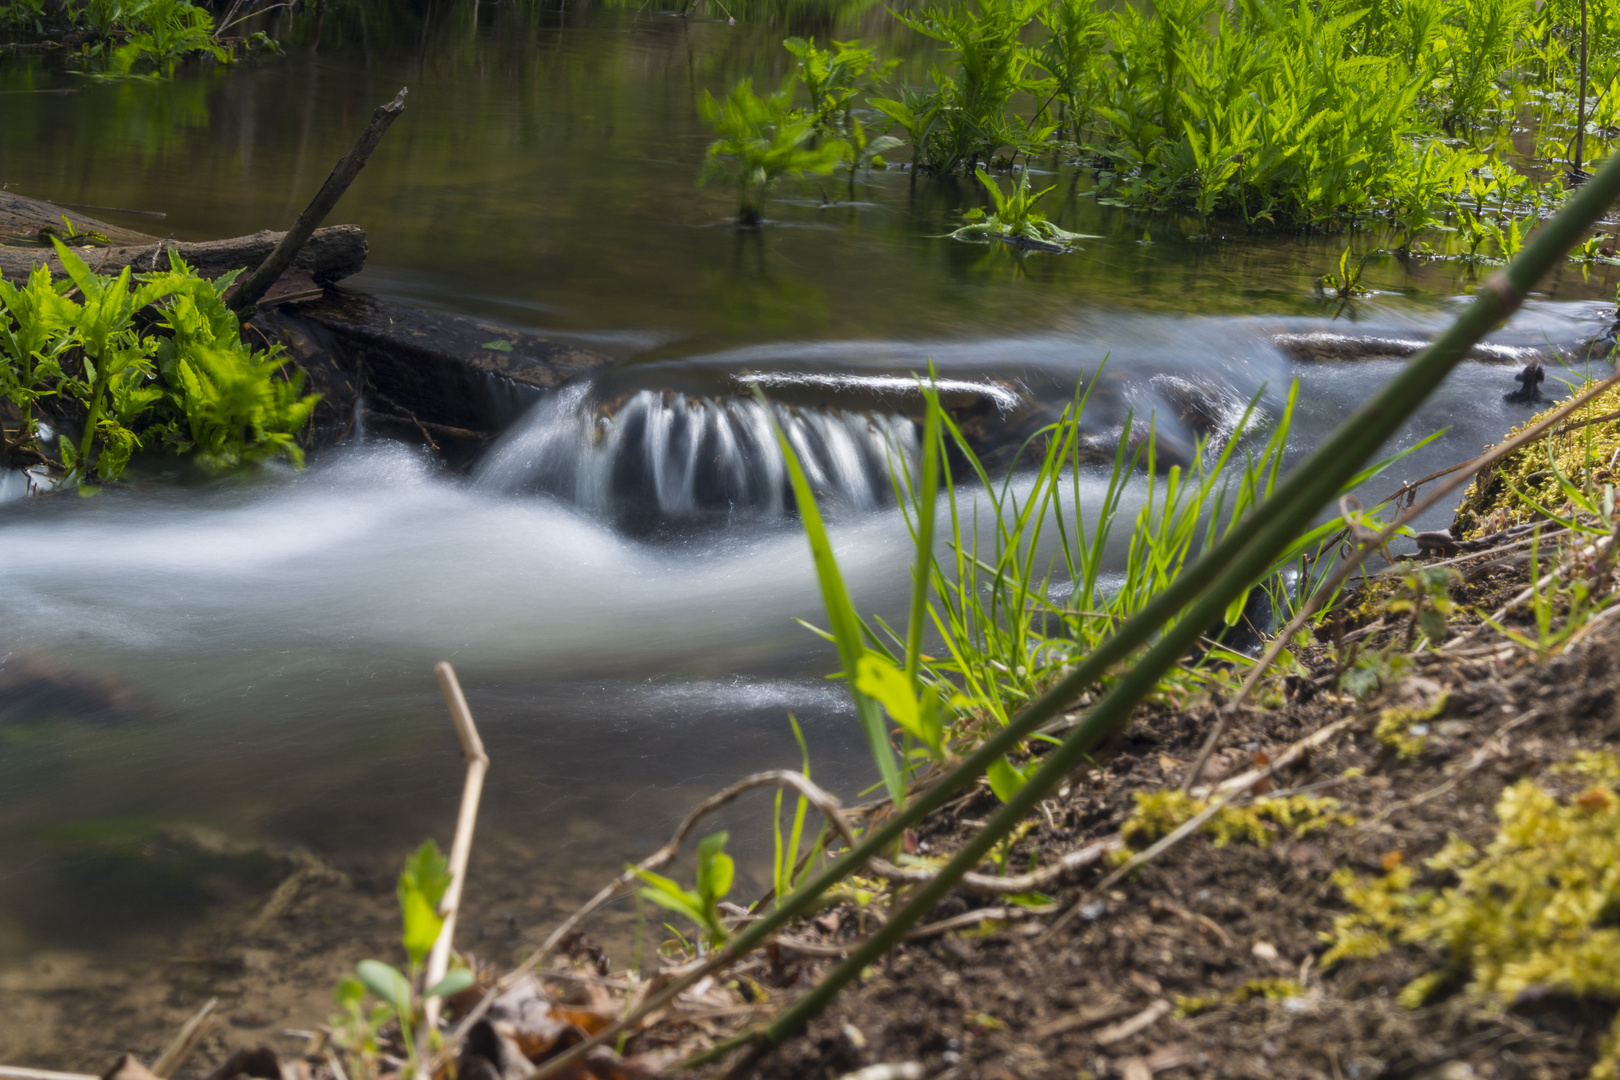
top-left (948, 165), bottom-right (1095, 248)
top-left (775, 371), bottom-right (1424, 799)
top-left (1322, 754), bottom-right (1620, 1079)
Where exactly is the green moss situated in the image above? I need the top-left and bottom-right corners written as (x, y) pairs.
top-left (1322, 756), bottom-right (1620, 1079)
top-left (1174, 978), bottom-right (1302, 1017)
top-left (1121, 790), bottom-right (1354, 851)
top-left (1452, 380), bottom-right (1620, 540)
top-left (1374, 688), bottom-right (1450, 759)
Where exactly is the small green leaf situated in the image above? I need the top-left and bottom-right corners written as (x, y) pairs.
top-left (398, 840), bottom-right (453, 965)
top-left (855, 654), bottom-right (920, 734)
top-left (481, 339), bottom-right (514, 352)
top-left (697, 831), bottom-right (734, 906)
top-left (333, 974), bottom-right (365, 1008)
top-left (424, 968), bottom-right (476, 999)
top-left (987, 757), bottom-right (1029, 804)
top-left (356, 959), bottom-right (412, 1014)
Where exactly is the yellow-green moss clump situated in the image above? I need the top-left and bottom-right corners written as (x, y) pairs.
top-left (1373, 686), bottom-right (1450, 759)
top-left (1452, 379), bottom-right (1620, 539)
top-left (1175, 978), bottom-right (1303, 1017)
top-left (1322, 754), bottom-right (1620, 1079)
top-left (1120, 790), bottom-right (1354, 851)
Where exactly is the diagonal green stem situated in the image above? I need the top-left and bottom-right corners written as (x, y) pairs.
top-left (719, 139), bottom-right (1620, 1063)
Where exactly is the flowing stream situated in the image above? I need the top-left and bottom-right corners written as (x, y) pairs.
top-left (2, 0), bottom-right (1619, 1058)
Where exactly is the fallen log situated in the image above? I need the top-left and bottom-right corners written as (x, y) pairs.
top-left (0, 224), bottom-right (368, 285)
top-left (1271, 329), bottom-right (1615, 365)
top-left (250, 292), bottom-right (613, 443)
top-left (0, 189), bottom-right (154, 246)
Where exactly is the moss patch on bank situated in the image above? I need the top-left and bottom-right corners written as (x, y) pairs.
top-left (1453, 382), bottom-right (1620, 539)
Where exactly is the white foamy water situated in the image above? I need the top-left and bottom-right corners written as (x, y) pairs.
top-left (475, 386), bottom-right (919, 522)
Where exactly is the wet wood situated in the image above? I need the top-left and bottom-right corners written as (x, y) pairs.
top-left (0, 189), bottom-right (155, 246)
top-left (250, 291), bottom-right (613, 442)
top-left (0, 223), bottom-right (369, 285)
top-left (1271, 330), bottom-right (1576, 365)
top-left (230, 87), bottom-right (407, 314)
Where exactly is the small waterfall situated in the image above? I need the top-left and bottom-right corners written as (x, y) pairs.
top-left (477, 385), bottom-right (919, 527)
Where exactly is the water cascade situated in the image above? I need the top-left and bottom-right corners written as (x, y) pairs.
top-left (476, 383), bottom-right (920, 529)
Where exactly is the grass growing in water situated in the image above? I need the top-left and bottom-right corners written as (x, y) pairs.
top-left (693, 0), bottom-right (1617, 245)
top-left (778, 374), bottom-right (1423, 795)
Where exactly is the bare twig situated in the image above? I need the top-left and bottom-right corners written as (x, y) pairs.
top-left (1093, 1000), bottom-right (1172, 1046)
top-left (421, 663), bottom-right (490, 1036)
top-left (151, 997), bottom-right (218, 1078)
top-left (229, 88), bottom-right (406, 315)
top-left (0, 1068), bottom-right (98, 1080)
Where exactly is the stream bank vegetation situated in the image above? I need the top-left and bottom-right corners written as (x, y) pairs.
top-left (0, 0), bottom-right (280, 74)
top-left (0, 238), bottom-right (318, 488)
top-left (692, 0), bottom-right (1620, 271)
top-left (47, 191), bottom-right (1620, 1078)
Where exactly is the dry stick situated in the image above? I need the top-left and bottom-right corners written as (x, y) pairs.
top-left (1180, 370), bottom-right (1620, 793)
top-left (421, 663), bottom-right (490, 1038)
top-left (444, 770), bottom-right (858, 1054)
top-left (1048, 715), bottom-right (1359, 939)
top-left (228, 88), bottom-right (407, 315)
top-left (151, 997), bottom-right (218, 1078)
top-left (1362, 707), bottom-right (1543, 829)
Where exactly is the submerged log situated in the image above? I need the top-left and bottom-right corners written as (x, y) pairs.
top-left (250, 292), bottom-right (613, 444)
top-left (1270, 330), bottom-right (1612, 365)
top-left (1, 191), bottom-right (612, 451)
top-left (0, 224), bottom-right (369, 285)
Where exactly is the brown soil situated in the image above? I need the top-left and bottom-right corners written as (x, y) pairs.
top-left (751, 563), bottom-right (1619, 1080)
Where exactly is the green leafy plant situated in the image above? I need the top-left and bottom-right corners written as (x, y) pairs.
top-left (698, 79), bottom-right (847, 226)
top-left (0, 241), bottom-right (317, 487)
top-left (632, 832), bottom-right (735, 948)
top-left (332, 842), bottom-right (474, 1080)
top-left (110, 0), bottom-right (226, 74)
top-left (782, 36), bottom-right (893, 138)
top-left (890, 0), bottom-right (1052, 172)
top-left (949, 165), bottom-right (1094, 248)
top-left (1033, 0), bottom-right (1106, 140)
top-left (0, 264), bottom-right (72, 469)
top-left (1316, 246), bottom-right (1376, 300)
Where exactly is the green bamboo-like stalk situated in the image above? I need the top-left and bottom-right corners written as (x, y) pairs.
top-left (716, 144), bottom-right (1620, 1063)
